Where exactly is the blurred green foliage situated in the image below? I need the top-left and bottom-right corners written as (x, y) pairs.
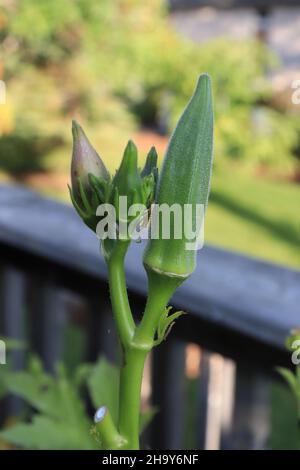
top-left (0, 354), bottom-right (153, 449)
top-left (0, 0), bottom-right (299, 177)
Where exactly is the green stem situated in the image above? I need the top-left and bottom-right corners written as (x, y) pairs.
top-left (118, 268), bottom-right (184, 450)
top-left (118, 346), bottom-right (149, 450)
top-left (107, 240), bottom-right (135, 347)
top-left (105, 238), bottom-right (145, 449)
top-left (135, 268), bottom-right (184, 345)
top-left (106, 246), bottom-right (185, 450)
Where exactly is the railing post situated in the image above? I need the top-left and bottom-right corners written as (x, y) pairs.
top-left (150, 337), bottom-right (186, 450)
top-left (197, 352), bottom-right (236, 450)
top-left (229, 361), bottom-right (271, 449)
top-left (87, 288), bottom-right (118, 363)
top-left (197, 351), bottom-right (210, 449)
top-left (28, 275), bottom-right (66, 373)
top-left (0, 265), bottom-right (26, 416)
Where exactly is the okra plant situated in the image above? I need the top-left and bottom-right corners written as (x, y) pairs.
top-left (69, 74), bottom-right (214, 450)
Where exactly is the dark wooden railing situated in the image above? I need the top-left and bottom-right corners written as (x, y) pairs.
top-left (0, 184), bottom-right (299, 449)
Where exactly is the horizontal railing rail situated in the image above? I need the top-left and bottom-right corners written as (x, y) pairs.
top-left (0, 184), bottom-right (299, 449)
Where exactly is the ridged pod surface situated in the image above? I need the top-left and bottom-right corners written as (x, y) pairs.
top-left (143, 74), bottom-right (214, 278)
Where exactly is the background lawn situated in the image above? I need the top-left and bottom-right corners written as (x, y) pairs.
top-left (207, 167), bottom-right (300, 269)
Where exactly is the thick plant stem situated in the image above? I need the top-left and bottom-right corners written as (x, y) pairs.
top-left (107, 240), bottom-right (135, 348)
top-left (118, 346), bottom-right (148, 450)
top-left (106, 246), bottom-right (185, 450)
top-left (105, 239), bottom-right (145, 449)
top-left (118, 268), bottom-right (185, 449)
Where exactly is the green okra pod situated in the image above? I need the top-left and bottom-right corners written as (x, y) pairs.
top-left (143, 73), bottom-right (214, 279)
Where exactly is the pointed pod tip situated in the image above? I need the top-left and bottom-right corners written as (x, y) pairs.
top-left (198, 72), bottom-right (211, 83)
top-left (71, 119), bottom-right (84, 140)
top-left (195, 73), bottom-right (212, 94)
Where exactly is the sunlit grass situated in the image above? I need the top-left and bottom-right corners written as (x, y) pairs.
top-left (206, 168), bottom-right (300, 269)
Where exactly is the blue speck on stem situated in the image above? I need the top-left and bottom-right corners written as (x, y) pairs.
top-left (94, 406), bottom-right (107, 423)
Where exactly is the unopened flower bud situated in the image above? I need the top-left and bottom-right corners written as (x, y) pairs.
top-left (69, 120), bottom-right (110, 231)
top-left (69, 123), bottom-right (158, 237)
top-left (71, 120), bottom-right (109, 194)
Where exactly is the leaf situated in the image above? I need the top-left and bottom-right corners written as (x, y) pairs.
top-left (87, 357), bottom-right (119, 423)
top-left (3, 358), bottom-right (73, 418)
top-left (54, 363), bottom-right (93, 442)
top-left (2, 356), bottom-right (96, 450)
top-left (74, 363), bottom-right (93, 389)
top-left (3, 365), bottom-right (59, 419)
top-left (0, 416), bottom-right (95, 450)
top-left (154, 307), bottom-right (186, 346)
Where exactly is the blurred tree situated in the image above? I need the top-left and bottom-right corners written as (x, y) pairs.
top-left (0, 0), bottom-right (299, 178)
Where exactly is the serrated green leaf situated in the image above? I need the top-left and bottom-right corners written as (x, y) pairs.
top-left (2, 358), bottom-right (96, 450)
top-left (3, 369), bottom-right (59, 419)
top-left (87, 357), bottom-right (119, 423)
top-left (154, 307), bottom-right (185, 346)
top-left (3, 357), bottom-right (92, 429)
top-left (0, 415), bottom-right (96, 450)
top-left (55, 363), bottom-right (93, 435)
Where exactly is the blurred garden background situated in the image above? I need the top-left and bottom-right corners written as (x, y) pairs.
top-left (1, 0), bottom-right (300, 268)
top-left (0, 0), bottom-right (300, 452)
